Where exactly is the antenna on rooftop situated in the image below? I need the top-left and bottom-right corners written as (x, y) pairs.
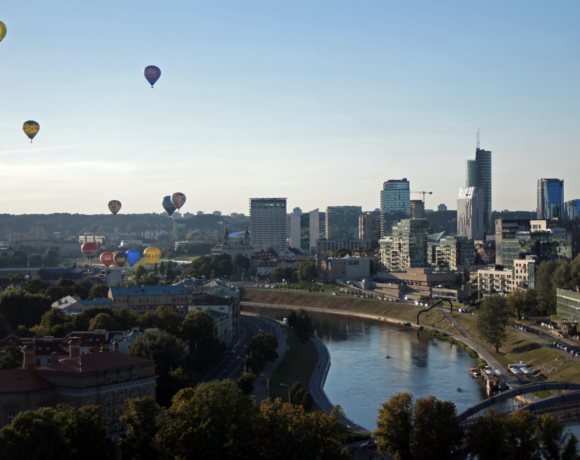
top-left (476, 128), bottom-right (480, 149)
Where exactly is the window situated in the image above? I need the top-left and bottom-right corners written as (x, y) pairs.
top-left (119, 374), bottom-right (125, 382)
top-left (7, 411), bottom-right (16, 424)
top-left (106, 377), bottom-right (111, 384)
top-left (85, 399), bottom-right (95, 406)
top-left (132, 372), bottom-right (137, 379)
top-left (146, 388), bottom-right (153, 397)
top-left (131, 391), bottom-right (139, 399)
top-left (105, 398), bottom-right (113, 420)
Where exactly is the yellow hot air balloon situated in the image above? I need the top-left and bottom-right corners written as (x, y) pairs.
top-left (0, 22), bottom-right (6, 43)
top-left (144, 247), bottom-right (161, 265)
top-left (23, 121), bottom-right (39, 142)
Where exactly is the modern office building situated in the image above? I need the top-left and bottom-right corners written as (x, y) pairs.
top-left (379, 219), bottom-right (429, 272)
top-left (359, 211), bottom-right (380, 240)
top-left (249, 198), bottom-right (287, 253)
top-left (380, 179), bottom-right (410, 237)
top-left (500, 228), bottom-right (572, 270)
top-left (289, 210), bottom-right (301, 249)
top-left (410, 200), bottom-right (425, 219)
top-left (465, 159), bottom-right (476, 187)
top-left (437, 204), bottom-right (448, 212)
top-left (309, 209), bottom-right (320, 252)
top-left (564, 200), bottom-right (580, 221)
top-left (317, 238), bottom-right (371, 253)
top-left (457, 187), bottom-right (484, 241)
top-left (556, 288), bottom-right (580, 323)
top-left (325, 206), bottom-right (362, 240)
top-left (537, 179), bottom-right (564, 220)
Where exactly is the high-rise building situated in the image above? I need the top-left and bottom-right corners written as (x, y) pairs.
top-left (379, 219), bottom-right (429, 272)
top-left (537, 179), bottom-right (564, 220)
top-left (437, 204), bottom-right (447, 212)
top-left (359, 211), bottom-right (380, 240)
top-left (475, 148), bottom-right (492, 235)
top-left (380, 179), bottom-right (410, 237)
top-left (410, 200), bottom-right (425, 219)
top-left (457, 187), bottom-right (484, 241)
top-left (433, 235), bottom-right (475, 271)
top-left (325, 206), bottom-right (362, 240)
top-left (289, 210), bottom-right (301, 249)
top-left (309, 209), bottom-right (320, 252)
top-left (465, 160), bottom-right (476, 187)
top-left (564, 200), bottom-right (580, 221)
top-left (249, 198), bottom-right (287, 253)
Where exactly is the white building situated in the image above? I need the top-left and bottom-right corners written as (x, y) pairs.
top-left (250, 198), bottom-right (287, 253)
top-left (52, 296), bottom-right (113, 315)
top-left (457, 187), bottom-right (484, 241)
top-left (289, 211), bottom-right (301, 249)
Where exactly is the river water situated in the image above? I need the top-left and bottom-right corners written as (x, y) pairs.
top-left (248, 306), bottom-right (487, 430)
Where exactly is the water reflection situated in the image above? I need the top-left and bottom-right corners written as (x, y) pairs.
top-left (247, 306), bottom-right (488, 431)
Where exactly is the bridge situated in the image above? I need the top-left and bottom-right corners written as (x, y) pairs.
top-left (458, 382), bottom-right (580, 429)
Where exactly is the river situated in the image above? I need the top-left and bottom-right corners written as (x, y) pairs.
top-left (247, 305), bottom-right (487, 430)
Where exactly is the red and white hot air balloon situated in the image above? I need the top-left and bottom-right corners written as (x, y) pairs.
top-left (100, 252), bottom-right (113, 267)
top-left (81, 242), bottom-right (98, 259)
top-left (171, 192), bottom-right (186, 210)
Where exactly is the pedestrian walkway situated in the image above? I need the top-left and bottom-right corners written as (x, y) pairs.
top-left (441, 310), bottom-right (469, 337)
top-left (252, 322), bottom-right (287, 404)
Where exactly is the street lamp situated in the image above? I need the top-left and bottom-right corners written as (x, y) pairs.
top-left (280, 383), bottom-right (291, 404)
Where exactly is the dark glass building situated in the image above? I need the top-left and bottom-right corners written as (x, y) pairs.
top-left (380, 179), bottom-right (410, 237)
top-left (537, 179), bottom-right (564, 220)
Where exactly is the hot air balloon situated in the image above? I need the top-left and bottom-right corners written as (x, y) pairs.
top-left (162, 196), bottom-right (176, 217)
top-left (144, 247), bottom-right (161, 265)
top-left (113, 251), bottom-right (128, 267)
top-left (100, 252), bottom-right (113, 267)
top-left (0, 22), bottom-right (6, 43)
top-left (171, 193), bottom-right (186, 210)
top-left (144, 65), bottom-right (161, 88)
top-left (23, 121), bottom-right (39, 143)
top-left (108, 200), bottom-right (122, 217)
top-left (81, 242), bottom-right (98, 259)
top-left (126, 249), bottom-right (140, 267)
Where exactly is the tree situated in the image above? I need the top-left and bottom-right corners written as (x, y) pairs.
top-left (129, 330), bottom-right (187, 406)
top-left (139, 306), bottom-right (183, 336)
top-left (56, 404), bottom-right (113, 460)
top-left (160, 380), bottom-right (258, 460)
top-left (287, 309), bottom-right (313, 342)
top-left (298, 261), bottom-right (317, 281)
top-left (135, 265), bottom-right (147, 282)
top-left (88, 313), bottom-right (123, 331)
top-left (467, 409), bottom-right (511, 460)
top-left (0, 287), bottom-right (51, 329)
top-left (180, 310), bottom-right (219, 356)
top-left (536, 413), bottom-right (579, 460)
top-left (119, 397), bottom-right (162, 460)
top-left (375, 393), bottom-right (413, 460)
top-left (331, 248), bottom-right (351, 258)
top-left (164, 268), bottom-right (176, 282)
top-left (0, 346), bottom-right (22, 369)
top-left (237, 371), bottom-right (256, 394)
top-left (24, 277), bottom-right (51, 295)
top-left (266, 247), bottom-right (278, 257)
top-left (234, 253), bottom-right (251, 272)
top-left (330, 404), bottom-right (346, 421)
top-left (87, 284), bottom-right (109, 300)
top-left (42, 245), bottom-right (60, 267)
top-left (477, 295), bottom-right (512, 352)
top-left (505, 410), bottom-right (541, 460)
top-left (507, 289), bottom-right (528, 320)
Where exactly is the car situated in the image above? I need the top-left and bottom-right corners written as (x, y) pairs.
top-left (360, 441), bottom-right (377, 449)
top-left (224, 350), bottom-right (236, 355)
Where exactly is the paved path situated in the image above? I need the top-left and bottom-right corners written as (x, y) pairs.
top-left (441, 310), bottom-right (469, 337)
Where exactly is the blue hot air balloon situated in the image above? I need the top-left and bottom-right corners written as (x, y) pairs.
top-left (144, 65), bottom-right (161, 88)
top-left (126, 249), bottom-right (140, 267)
top-left (162, 196), bottom-right (176, 217)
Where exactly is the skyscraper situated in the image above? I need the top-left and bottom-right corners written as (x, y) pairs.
top-left (325, 206), bottom-right (362, 240)
top-left (457, 187), bottom-right (483, 241)
top-left (380, 179), bottom-right (410, 237)
top-left (537, 179), bottom-right (564, 220)
top-left (465, 148), bottom-right (492, 236)
top-left (410, 200), bottom-right (425, 219)
top-left (564, 200), bottom-right (580, 221)
top-left (359, 211), bottom-right (380, 240)
top-left (250, 198), bottom-right (287, 253)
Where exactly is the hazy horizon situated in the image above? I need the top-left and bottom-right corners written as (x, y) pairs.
top-left (2, 1), bottom-right (579, 215)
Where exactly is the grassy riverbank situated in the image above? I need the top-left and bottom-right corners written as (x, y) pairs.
top-left (268, 329), bottom-right (320, 409)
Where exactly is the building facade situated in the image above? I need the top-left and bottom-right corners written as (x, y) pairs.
top-left (317, 238), bottom-right (371, 253)
top-left (379, 219), bottom-right (429, 272)
top-left (556, 288), bottom-right (580, 323)
top-left (537, 179), bottom-right (564, 220)
top-left (410, 200), bottom-right (425, 219)
top-left (250, 198), bottom-right (287, 253)
top-left (564, 200), bottom-right (580, 221)
top-left (433, 236), bottom-right (474, 271)
top-left (380, 179), bottom-right (410, 237)
top-left (465, 159), bottom-right (477, 187)
top-left (325, 206), bottom-right (362, 240)
top-left (317, 255), bottom-right (371, 283)
top-left (358, 211), bottom-right (380, 240)
top-left (500, 228), bottom-right (572, 270)
top-left (457, 187), bottom-right (484, 241)
top-left (478, 267), bottom-right (514, 296)
top-left (109, 285), bottom-right (191, 316)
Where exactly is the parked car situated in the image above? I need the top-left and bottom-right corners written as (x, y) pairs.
top-left (361, 441), bottom-right (377, 449)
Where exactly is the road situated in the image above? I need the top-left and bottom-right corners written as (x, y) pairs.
top-left (199, 314), bottom-right (277, 383)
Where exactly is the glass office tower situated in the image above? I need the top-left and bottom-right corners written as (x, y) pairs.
top-left (380, 179), bottom-right (410, 237)
top-left (537, 179), bottom-right (564, 220)
top-left (325, 206), bottom-right (362, 240)
top-left (564, 199), bottom-right (580, 220)
top-left (475, 148), bottom-right (492, 236)
top-left (465, 160), bottom-right (476, 187)
top-left (250, 198), bottom-right (287, 253)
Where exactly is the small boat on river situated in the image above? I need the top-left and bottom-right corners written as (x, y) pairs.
top-left (469, 366), bottom-right (480, 378)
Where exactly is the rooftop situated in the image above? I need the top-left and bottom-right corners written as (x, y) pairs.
top-left (37, 352), bottom-right (154, 374)
top-left (0, 369), bottom-right (54, 393)
top-left (110, 285), bottom-right (190, 296)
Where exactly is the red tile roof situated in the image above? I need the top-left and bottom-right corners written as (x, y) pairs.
top-left (0, 369), bottom-right (54, 393)
top-left (0, 335), bottom-right (68, 356)
top-left (37, 351), bottom-right (154, 374)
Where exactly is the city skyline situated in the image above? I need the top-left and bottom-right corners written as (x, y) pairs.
top-left (2, 2), bottom-right (580, 215)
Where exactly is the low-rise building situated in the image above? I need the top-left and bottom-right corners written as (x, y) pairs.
top-left (432, 236), bottom-right (475, 271)
top-left (317, 238), bottom-right (371, 254)
top-left (257, 261), bottom-right (277, 276)
top-left (189, 288), bottom-right (240, 343)
top-left (316, 255), bottom-right (371, 283)
top-left (78, 233), bottom-right (106, 244)
top-left (52, 296), bottom-right (113, 315)
top-left (556, 288), bottom-right (580, 323)
top-left (109, 285), bottom-right (191, 316)
top-left (477, 266), bottom-right (514, 296)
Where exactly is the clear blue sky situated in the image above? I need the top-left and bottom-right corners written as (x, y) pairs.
top-left (2, 1), bottom-right (580, 215)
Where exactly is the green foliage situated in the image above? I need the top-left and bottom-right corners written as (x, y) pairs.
top-left (244, 331), bottom-right (279, 374)
top-left (0, 346), bottom-right (22, 369)
top-left (0, 287), bottom-right (51, 329)
top-left (477, 295), bottom-right (513, 353)
top-left (234, 253), bottom-right (251, 272)
top-left (87, 284), bottom-right (109, 300)
top-left (419, 327), bottom-right (479, 358)
top-left (41, 245), bottom-right (61, 267)
top-left (286, 309), bottom-right (313, 342)
top-left (184, 253), bottom-right (233, 278)
top-left (330, 404), bottom-right (346, 421)
top-left (119, 397), bottom-right (162, 460)
top-left (330, 248), bottom-right (351, 258)
top-left (180, 310), bottom-right (221, 370)
top-left (237, 371), bottom-right (256, 394)
top-left (297, 261), bottom-right (317, 281)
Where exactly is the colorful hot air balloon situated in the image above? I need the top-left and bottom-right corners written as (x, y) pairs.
top-left (162, 196), bottom-right (176, 217)
top-left (144, 247), bottom-right (161, 265)
top-left (0, 22), bottom-right (7, 43)
top-left (144, 65), bottom-right (161, 88)
top-left (113, 251), bottom-right (128, 267)
top-left (108, 200), bottom-right (122, 217)
top-left (171, 192), bottom-right (186, 210)
top-left (100, 252), bottom-right (113, 267)
top-left (126, 249), bottom-right (140, 267)
top-left (81, 242), bottom-right (99, 259)
top-left (23, 121), bottom-right (39, 143)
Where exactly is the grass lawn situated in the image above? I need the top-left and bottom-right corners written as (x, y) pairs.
top-left (268, 329), bottom-right (320, 409)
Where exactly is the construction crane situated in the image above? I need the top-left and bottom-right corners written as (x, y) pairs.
top-left (411, 191), bottom-right (433, 203)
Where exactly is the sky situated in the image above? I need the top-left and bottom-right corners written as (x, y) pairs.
top-left (2, 1), bottom-right (580, 215)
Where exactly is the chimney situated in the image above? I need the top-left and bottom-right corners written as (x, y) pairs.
top-left (68, 337), bottom-right (81, 359)
top-left (23, 342), bottom-right (36, 370)
top-left (113, 342), bottom-right (119, 352)
top-left (51, 352), bottom-right (59, 364)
